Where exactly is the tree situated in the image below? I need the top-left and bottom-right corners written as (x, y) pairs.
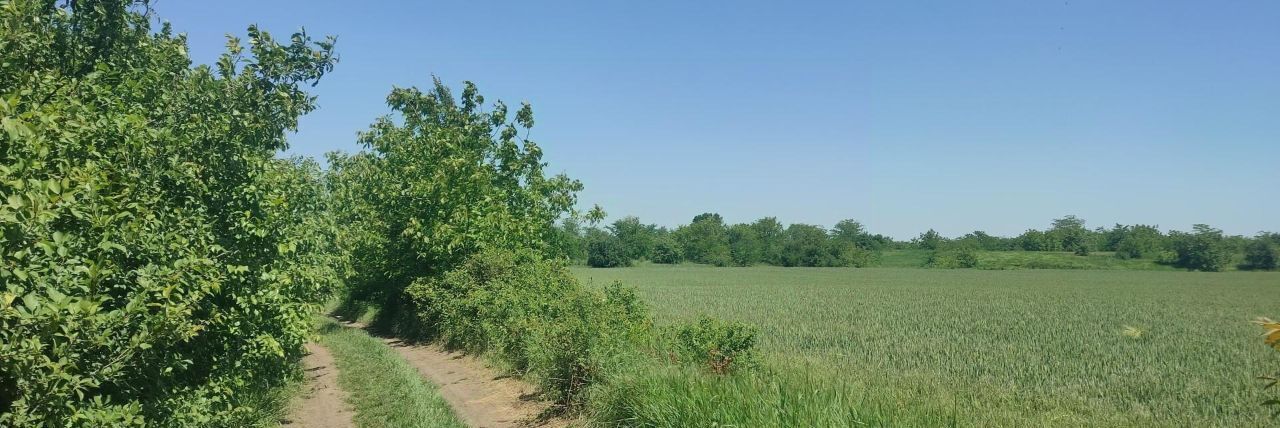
top-left (1049, 215), bottom-right (1091, 256)
top-left (548, 217), bottom-right (587, 262)
top-left (914, 229), bottom-right (943, 251)
top-left (1113, 225), bottom-right (1165, 259)
top-left (727, 224), bottom-right (763, 266)
top-left (608, 216), bottom-right (658, 262)
top-left (1017, 229), bottom-right (1050, 251)
top-left (831, 219), bottom-right (890, 251)
top-left (955, 230), bottom-right (1013, 251)
top-left (1241, 235), bottom-right (1279, 271)
top-left (651, 235), bottom-right (683, 264)
top-left (1167, 224), bottom-right (1232, 272)
top-left (587, 229), bottom-right (630, 268)
top-left (781, 224), bottom-right (845, 267)
top-left (675, 213), bottom-right (731, 266)
top-left (1, 2), bottom-right (342, 424)
top-left (751, 217), bottom-right (785, 265)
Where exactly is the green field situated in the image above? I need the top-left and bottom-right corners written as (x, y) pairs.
top-left (573, 265), bottom-right (1280, 427)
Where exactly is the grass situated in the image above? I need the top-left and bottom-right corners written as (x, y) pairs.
top-left (315, 318), bottom-right (465, 428)
top-left (574, 265), bottom-right (1280, 427)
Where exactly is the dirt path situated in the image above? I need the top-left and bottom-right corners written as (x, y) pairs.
top-left (331, 318), bottom-right (566, 428)
top-left (384, 338), bottom-right (571, 428)
top-left (281, 343), bottom-right (355, 428)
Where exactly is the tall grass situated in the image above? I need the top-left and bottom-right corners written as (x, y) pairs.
top-left (575, 265), bottom-right (1280, 426)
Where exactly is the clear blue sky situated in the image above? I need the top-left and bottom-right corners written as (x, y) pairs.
top-left (156, 1), bottom-right (1278, 240)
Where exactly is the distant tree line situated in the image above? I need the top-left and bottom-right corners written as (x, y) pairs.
top-left (554, 213), bottom-right (1278, 273)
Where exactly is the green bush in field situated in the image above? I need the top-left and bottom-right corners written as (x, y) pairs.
top-left (0, 1), bottom-right (340, 425)
top-left (404, 249), bottom-right (651, 406)
top-left (675, 317), bottom-right (758, 374)
top-left (927, 247), bottom-right (979, 269)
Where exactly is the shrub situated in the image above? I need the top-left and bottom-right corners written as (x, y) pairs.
top-left (927, 248), bottom-right (979, 269)
top-left (674, 317), bottom-right (758, 374)
top-left (1242, 240), bottom-right (1279, 271)
top-left (0, 2), bottom-right (340, 425)
top-left (404, 249), bottom-right (651, 407)
top-left (1167, 224), bottom-right (1232, 272)
top-left (588, 234), bottom-right (631, 268)
top-left (651, 237), bottom-right (683, 264)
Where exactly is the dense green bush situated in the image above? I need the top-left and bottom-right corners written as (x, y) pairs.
top-left (650, 236), bottom-right (683, 264)
top-left (587, 232), bottom-right (631, 268)
top-left (927, 248), bottom-right (979, 269)
top-left (1167, 224), bottom-right (1233, 272)
top-left (674, 317), bottom-right (758, 374)
top-left (404, 249), bottom-right (650, 405)
top-left (1241, 240), bottom-right (1278, 271)
top-left (0, 1), bottom-right (341, 425)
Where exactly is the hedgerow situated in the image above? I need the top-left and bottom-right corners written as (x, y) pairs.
top-left (0, 1), bottom-right (341, 425)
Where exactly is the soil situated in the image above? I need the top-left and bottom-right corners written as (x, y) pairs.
top-left (281, 343), bottom-right (356, 428)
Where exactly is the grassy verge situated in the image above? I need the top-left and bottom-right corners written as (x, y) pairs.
top-left (315, 318), bottom-right (465, 428)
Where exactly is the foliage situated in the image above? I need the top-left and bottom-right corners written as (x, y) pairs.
top-left (608, 216), bottom-right (658, 262)
top-left (674, 213), bottom-right (731, 267)
top-left (1114, 225), bottom-right (1166, 259)
top-left (650, 236), bottom-right (683, 264)
top-left (1166, 224), bottom-right (1233, 272)
top-left (326, 78), bottom-right (582, 318)
top-left (403, 249), bottom-right (651, 406)
top-left (750, 217), bottom-right (785, 264)
top-left (914, 229), bottom-right (943, 250)
top-left (1241, 238), bottom-right (1278, 271)
top-left (726, 223), bottom-right (763, 266)
top-left (674, 317), bottom-right (758, 374)
top-left (587, 230), bottom-right (631, 268)
top-left (0, 1), bottom-right (341, 425)
top-left (780, 224), bottom-right (842, 267)
top-left (926, 248), bottom-right (979, 269)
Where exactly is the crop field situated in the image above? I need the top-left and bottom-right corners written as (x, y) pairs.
top-left (573, 265), bottom-right (1280, 427)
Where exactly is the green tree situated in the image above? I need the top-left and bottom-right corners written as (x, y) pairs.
top-left (1, 1), bottom-right (341, 424)
top-left (1167, 224), bottom-right (1232, 272)
top-left (587, 229), bottom-right (630, 268)
top-left (1241, 234), bottom-right (1279, 271)
top-left (674, 213), bottom-right (731, 266)
top-left (328, 78), bottom-right (582, 318)
top-left (727, 224), bottom-right (763, 266)
top-left (914, 229), bottom-right (944, 251)
top-left (651, 235), bottom-right (683, 264)
top-left (781, 224), bottom-right (844, 267)
top-left (1050, 215), bottom-right (1091, 255)
top-left (750, 217), bottom-right (785, 265)
top-left (1114, 225), bottom-right (1165, 259)
top-left (608, 216), bottom-right (658, 262)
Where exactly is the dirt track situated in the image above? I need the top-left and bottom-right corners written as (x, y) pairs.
top-left (282, 343), bottom-right (355, 428)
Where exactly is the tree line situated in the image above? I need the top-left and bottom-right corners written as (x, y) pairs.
top-left (561, 213), bottom-right (1279, 272)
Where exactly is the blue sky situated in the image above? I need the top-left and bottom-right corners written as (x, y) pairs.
top-left (156, 1), bottom-right (1278, 239)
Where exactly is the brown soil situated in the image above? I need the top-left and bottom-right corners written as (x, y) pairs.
top-left (281, 343), bottom-right (355, 428)
top-left (383, 338), bottom-right (572, 428)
